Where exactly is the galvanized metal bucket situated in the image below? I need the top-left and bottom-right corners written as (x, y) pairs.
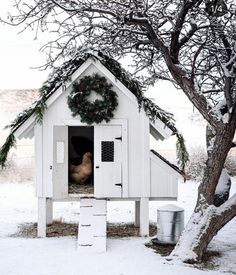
top-left (156, 204), bottom-right (184, 244)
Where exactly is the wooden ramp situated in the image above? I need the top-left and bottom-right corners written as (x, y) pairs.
top-left (78, 198), bottom-right (107, 253)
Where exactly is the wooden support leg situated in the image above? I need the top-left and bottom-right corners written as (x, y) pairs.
top-left (135, 200), bottom-right (140, 227)
top-left (46, 198), bottom-right (53, 225)
top-left (38, 197), bottom-right (46, 237)
top-left (139, 197), bottom-right (149, 237)
top-left (38, 197), bottom-right (53, 237)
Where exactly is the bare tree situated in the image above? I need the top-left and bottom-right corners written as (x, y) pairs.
top-left (2, 0), bottom-right (236, 263)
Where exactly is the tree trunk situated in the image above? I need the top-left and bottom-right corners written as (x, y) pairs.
top-left (214, 169), bottom-right (231, 207)
top-left (206, 124), bottom-right (231, 206)
top-left (162, 47), bottom-right (236, 263)
top-left (169, 196), bottom-right (236, 263)
top-left (169, 123), bottom-right (236, 263)
top-left (197, 125), bottom-right (234, 205)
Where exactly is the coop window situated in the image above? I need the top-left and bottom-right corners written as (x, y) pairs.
top-left (101, 141), bottom-right (114, 162)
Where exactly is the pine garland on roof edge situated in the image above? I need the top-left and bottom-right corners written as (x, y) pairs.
top-left (0, 48), bottom-right (189, 172)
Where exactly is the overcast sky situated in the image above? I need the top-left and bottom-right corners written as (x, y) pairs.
top-left (0, 2), bottom-right (206, 155)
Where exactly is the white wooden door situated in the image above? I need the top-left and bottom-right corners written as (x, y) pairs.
top-left (52, 126), bottom-right (68, 199)
top-left (94, 125), bottom-right (123, 198)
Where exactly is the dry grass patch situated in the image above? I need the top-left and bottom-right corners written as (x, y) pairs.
top-left (11, 221), bottom-right (157, 238)
top-left (145, 241), bottom-right (175, 257)
top-left (11, 221), bottom-right (78, 238)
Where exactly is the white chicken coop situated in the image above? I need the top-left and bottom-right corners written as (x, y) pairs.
top-left (13, 51), bottom-right (181, 253)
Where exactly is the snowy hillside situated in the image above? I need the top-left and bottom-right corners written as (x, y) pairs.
top-left (0, 89), bottom-right (38, 181)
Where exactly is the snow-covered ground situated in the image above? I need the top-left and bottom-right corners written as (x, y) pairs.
top-left (0, 180), bottom-right (236, 275)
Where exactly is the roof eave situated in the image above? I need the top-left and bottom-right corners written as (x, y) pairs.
top-left (150, 119), bottom-right (173, 141)
top-left (14, 115), bottom-right (35, 139)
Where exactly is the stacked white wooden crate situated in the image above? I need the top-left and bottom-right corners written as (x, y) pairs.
top-left (78, 198), bottom-right (107, 253)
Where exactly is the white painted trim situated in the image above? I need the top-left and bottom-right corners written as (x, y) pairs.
top-left (14, 116), bottom-right (35, 139)
top-left (141, 112), bottom-right (150, 197)
top-left (150, 120), bottom-right (173, 141)
top-left (61, 120), bottom-right (88, 126)
top-left (46, 86), bottom-right (64, 107)
top-left (35, 124), bottom-right (43, 197)
top-left (27, 130), bottom-right (34, 139)
top-left (52, 197), bottom-right (177, 202)
top-left (120, 120), bottom-right (128, 198)
top-left (62, 118), bottom-right (126, 127)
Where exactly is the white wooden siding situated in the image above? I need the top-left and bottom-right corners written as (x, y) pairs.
top-left (150, 152), bottom-right (178, 199)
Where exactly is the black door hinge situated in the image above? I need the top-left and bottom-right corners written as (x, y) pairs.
top-left (115, 183), bottom-right (122, 187)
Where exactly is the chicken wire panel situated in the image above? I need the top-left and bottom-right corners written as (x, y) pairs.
top-left (101, 141), bottom-right (114, 162)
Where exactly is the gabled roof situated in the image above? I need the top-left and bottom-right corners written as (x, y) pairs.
top-left (1, 49), bottom-right (187, 168)
top-left (11, 49), bottom-right (175, 139)
top-left (10, 50), bottom-right (176, 132)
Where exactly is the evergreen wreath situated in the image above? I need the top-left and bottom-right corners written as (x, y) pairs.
top-left (67, 73), bottom-right (118, 124)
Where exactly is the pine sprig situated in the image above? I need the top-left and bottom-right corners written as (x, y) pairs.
top-left (140, 96), bottom-right (189, 171)
top-left (0, 133), bottom-right (16, 168)
top-left (33, 96), bottom-right (47, 124)
top-left (140, 97), bottom-right (175, 125)
top-left (176, 132), bottom-right (189, 172)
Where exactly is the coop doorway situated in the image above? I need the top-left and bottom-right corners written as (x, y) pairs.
top-left (68, 126), bottom-right (94, 195)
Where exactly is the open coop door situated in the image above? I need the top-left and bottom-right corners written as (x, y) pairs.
top-left (94, 125), bottom-right (125, 198)
top-left (52, 126), bottom-right (68, 199)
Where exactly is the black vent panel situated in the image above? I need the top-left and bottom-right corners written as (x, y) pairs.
top-left (101, 141), bottom-right (114, 162)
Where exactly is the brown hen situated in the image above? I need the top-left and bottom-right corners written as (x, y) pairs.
top-left (70, 152), bottom-right (92, 184)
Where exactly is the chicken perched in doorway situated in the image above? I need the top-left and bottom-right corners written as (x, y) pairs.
top-left (70, 152), bottom-right (92, 184)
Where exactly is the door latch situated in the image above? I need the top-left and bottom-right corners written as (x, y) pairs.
top-left (115, 183), bottom-right (122, 187)
top-left (115, 136), bottom-right (122, 141)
